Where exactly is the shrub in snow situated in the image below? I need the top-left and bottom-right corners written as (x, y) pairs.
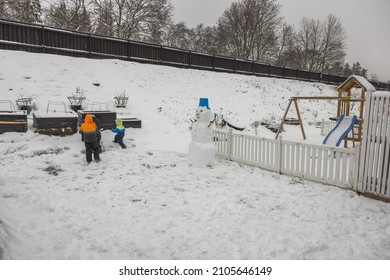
top-left (260, 114), bottom-right (281, 133)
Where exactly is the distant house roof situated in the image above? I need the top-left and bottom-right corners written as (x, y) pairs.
top-left (337, 75), bottom-right (376, 93)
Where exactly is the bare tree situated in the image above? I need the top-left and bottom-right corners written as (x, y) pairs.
top-left (370, 74), bottom-right (379, 82)
top-left (2, 0), bottom-right (42, 23)
top-left (216, 0), bottom-right (281, 62)
top-left (45, 0), bottom-right (92, 32)
top-left (164, 21), bottom-right (192, 49)
top-left (189, 24), bottom-right (220, 54)
top-left (297, 17), bottom-right (322, 71)
top-left (318, 14), bottom-right (346, 72)
top-left (93, 0), bottom-right (114, 36)
top-left (0, 0), bottom-right (9, 19)
top-left (92, 0), bottom-right (172, 42)
top-left (275, 23), bottom-right (302, 68)
top-left (297, 14), bottom-right (346, 72)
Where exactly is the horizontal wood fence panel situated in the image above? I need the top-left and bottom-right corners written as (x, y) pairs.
top-left (190, 52), bottom-right (213, 69)
top-left (297, 70), bottom-right (309, 80)
top-left (129, 42), bottom-right (160, 61)
top-left (284, 67), bottom-right (297, 79)
top-left (309, 71), bottom-right (321, 81)
top-left (270, 65), bottom-right (284, 77)
top-left (91, 37), bottom-right (128, 57)
top-left (162, 47), bottom-right (189, 64)
top-left (45, 29), bottom-right (88, 51)
top-left (214, 56), bottom-right (234, 71)
top-left (235, 60), bottom-right (253, 73)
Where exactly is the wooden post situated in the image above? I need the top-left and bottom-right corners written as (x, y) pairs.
top-left (275, 98), bottom-right (292, 140)
top-left (293, 98), bottom-right (306, 140)
top-left (42, 26), bottom-right (45, 53)
top-left (353, 143), bottom-right (361, 190)
top-left (127, 40), bottom-right (131, 61)
top-left (88, 34), bottom-right (92, 58)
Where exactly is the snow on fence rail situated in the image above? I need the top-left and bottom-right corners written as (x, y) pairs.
top-left (214, 129), bottom-right (359, 189)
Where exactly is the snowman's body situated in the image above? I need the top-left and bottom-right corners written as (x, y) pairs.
top-left (188, 106), bottom-right (216, 166)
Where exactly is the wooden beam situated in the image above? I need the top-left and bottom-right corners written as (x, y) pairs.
top-left (275, 98), bottom-right (293, 139)
top-left (291, 96), bottom-right (339, 100)
top-left (293, 98), bottom-right (306, 140)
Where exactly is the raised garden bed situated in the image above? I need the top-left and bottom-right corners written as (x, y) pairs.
top-left (77, 110), bottom-right (117, 130)
top-left (0, 111), bottom-right (28, 134)
top-left (122, 118), bottom-right (142, 128)
top-left (33, 112), bottom-right (78, 136)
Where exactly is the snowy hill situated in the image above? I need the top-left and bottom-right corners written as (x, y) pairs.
top-left (0, 50), bottom-right (389, 259)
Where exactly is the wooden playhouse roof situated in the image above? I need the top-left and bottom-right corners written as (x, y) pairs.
top-left (337, 75), bottom-right (376, 93)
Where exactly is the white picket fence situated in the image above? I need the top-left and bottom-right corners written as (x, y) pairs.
top-left (321, 120), bottom-right (337, 136)
top-left (358, 92), bottom-right (390, 199)
top-left (214, 129), bottom-right (359, 189)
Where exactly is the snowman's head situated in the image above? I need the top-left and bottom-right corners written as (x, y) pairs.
top-left (195, 106), bottom-right (213, 122)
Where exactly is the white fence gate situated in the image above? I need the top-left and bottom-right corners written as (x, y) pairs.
top-left (358, 92), bottom-right (390, 200)
top-left (214, 130), bottom-right (359, 189)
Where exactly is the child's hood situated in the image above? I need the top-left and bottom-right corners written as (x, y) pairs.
top-left (115, 118), bottom-right (125, 129)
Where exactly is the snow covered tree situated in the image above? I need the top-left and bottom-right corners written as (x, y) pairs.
top-left (216, 0), bottom-right (282, 61)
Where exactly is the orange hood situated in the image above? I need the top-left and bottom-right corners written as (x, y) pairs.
top-left (80, 114), bottom-right (96, 132)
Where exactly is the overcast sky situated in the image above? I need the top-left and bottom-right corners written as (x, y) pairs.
top-left (170, 0), bottom-right (390, 82)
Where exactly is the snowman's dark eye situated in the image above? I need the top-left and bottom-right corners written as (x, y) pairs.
top-left (200, 110), bottom-right (203, 112)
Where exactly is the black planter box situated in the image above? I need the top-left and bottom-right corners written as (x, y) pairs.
top-left (78, 110), bottom-right (117, 130)
top-left (0, 111), bottom-right (28, 134)
top-left (33, 112), bottom-right (78, 135)
top-left (122, 118), bottom-right (142, 128)
top-left (70, 105), bottom-right (83, 112)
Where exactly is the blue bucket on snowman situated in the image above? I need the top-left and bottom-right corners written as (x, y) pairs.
top-left (199, 98), bottom-right (209, 109)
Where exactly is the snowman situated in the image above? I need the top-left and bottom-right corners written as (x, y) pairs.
top-left (188, 99), bottom-right (216, 166)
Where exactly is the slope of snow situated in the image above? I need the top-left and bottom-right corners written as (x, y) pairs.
top-left (0, 50), bottom-right (389, 260)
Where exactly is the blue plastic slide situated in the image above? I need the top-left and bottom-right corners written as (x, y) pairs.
top-left (322, 115), bottom-right (357, 146)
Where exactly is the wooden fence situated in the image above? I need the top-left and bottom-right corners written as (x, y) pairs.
top-left (1, 19), bottom-right (389, 90)
top-left (214, 129), bottom-right (359, 189)
top-left (358, 92), bottom-right (390, 201)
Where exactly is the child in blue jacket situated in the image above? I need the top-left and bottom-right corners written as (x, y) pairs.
top-left (112, 118), bottom-right (126, 149)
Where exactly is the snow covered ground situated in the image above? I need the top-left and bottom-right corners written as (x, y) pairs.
top-left (0, 50), bottom-right (390, 260)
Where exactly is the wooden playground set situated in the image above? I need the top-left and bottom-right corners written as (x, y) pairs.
top-left (275, 75), bottom-right (374, 148)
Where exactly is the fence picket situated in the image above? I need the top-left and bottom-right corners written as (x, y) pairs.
top-left (310, 147), bottom-right (316, 177)
top-left (366, 97), bottom-right (381, 192)
top-left (381, 98), bottom-right (390, 195)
